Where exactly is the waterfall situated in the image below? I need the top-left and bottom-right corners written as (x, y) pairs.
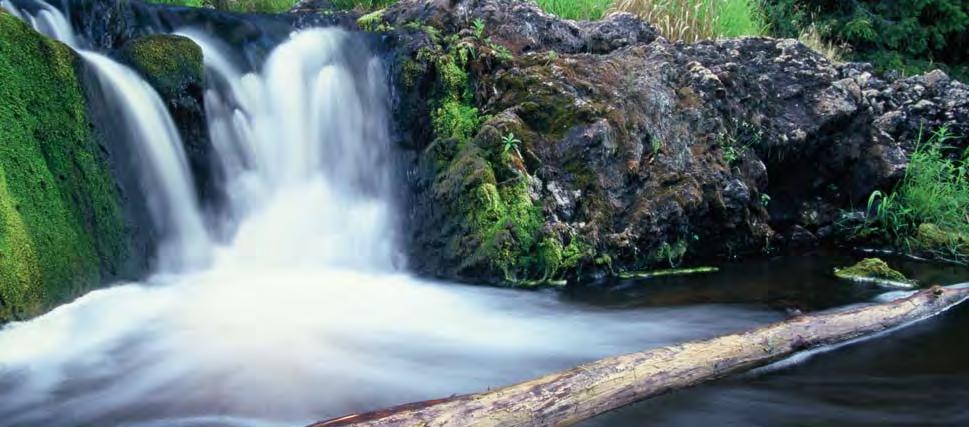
top-left (3, 0), bottom-right (212, 271)
top-left (178, 28), bottom-right (397, 271)
top-left (79, 52), bottom-right (213, 270)
top-left (0, 2), bottom-right (800, 427)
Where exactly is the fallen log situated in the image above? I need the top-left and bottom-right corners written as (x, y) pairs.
top-left (311, 285), bottom-right (969, 427)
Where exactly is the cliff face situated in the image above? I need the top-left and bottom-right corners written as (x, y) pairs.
top-left (368, 0), bottom-right (969, 285)
top-left (0, 10), bottom-right (130, 322)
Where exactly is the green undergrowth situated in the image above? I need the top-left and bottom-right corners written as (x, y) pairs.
top-left (856, 127), bottom-right (969, 263)
top-left (418, 28), bottom-right (595, 285)
top-left (0, 11), bottom-right (127, 322)
top-left (147, 0), bottom-right (295, 13)
top-left (538, 0), bottom-right (613, 20)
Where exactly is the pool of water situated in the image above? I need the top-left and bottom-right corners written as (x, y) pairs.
top-left (1, 254), bottom-right (965, 427)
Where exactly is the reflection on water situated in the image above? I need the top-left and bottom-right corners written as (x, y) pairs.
top-left (0, 255), bottom-right (965, 427)
top-left (581, 255), bottom-right (969, 427)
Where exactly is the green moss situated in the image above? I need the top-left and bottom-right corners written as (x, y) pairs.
top-left (356, 9), bottom-right (392, 32)
top-left (911, 223), bottom-right (969, 257)
top-left (648, 240), bottom-right (689, 268)
top-left (834, 258), bottom-right (917, 288)
top-left (117, 35), bottom-right (203, 97)
top-left (0, 11), bottom-right (128, 322)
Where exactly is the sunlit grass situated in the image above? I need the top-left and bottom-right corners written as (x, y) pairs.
top-left (537, 0), bottom-right (614, 20)
top-left (610, 0), bottom-right (766, 42)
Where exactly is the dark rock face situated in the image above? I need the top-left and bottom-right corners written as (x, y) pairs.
top-left (368, 0), bottom-right (968, 285)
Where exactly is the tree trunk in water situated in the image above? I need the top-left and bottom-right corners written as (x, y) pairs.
top-left (311, 285), bottom-right (969, 427)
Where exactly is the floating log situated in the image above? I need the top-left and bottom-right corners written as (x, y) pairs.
top-left (311, 285), bottom-right (969, 427)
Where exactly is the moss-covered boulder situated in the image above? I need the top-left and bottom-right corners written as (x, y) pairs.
top-left (834, 258), bottom-right (917, 288)
top-left (115, 34), bottom-right (222, 211)
top-left (0, 10), bottom-right (129, 322)
top-left (116, 34), bottom-right (204, 97)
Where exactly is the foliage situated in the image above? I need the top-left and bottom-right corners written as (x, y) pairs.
top-left (861, 127), bottom-right (969, 262)
top-left (764, 0), bottom-right (969, 80)
top-left (330, 0), bottom-right (398, 11)
top-left (148, 0), bottom-right (299, 13)
top-left (502, 133), bottom-right (521, 153)
top-left (611, 0), bottom-right (767, 42)
top-left (537, 0), bottom-right (614, 20)
top-left (0, 12), bottom-right (128, 322)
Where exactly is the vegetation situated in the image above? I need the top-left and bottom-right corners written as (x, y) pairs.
top-left (764, 0), bottom-right (969, 80)
top-left (859, 128), bottom-right (969, 262)
top-left (834, 258), bottom-right (916, 287)
top-left (538, 0), bottom-right (613, 20)
top-left (0, 11), bottom-right (128, 322)
top-left (147, 0), bottom-right (295, 13)
top-left (611, 0), bottom-right (766, 42)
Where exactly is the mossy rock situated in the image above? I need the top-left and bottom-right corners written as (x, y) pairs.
top-left (0, 11), bottom-right (129, 322)
top-left (834, 258), bottom-right (917, 289)
top-left (912, 223), bottom-right (969, 258)
top-left (116, 34), bottom-right (204, 98)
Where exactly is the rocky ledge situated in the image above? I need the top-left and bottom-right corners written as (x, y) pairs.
top-left (348, 0), bottom-right (969, 285)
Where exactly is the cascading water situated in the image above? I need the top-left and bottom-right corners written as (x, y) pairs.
top-left (8, 2), bottom-right (965, 427)
top-left (0, 6), bottom-right (783, 425)
top-left (2, 0), bottom-right (212, 271)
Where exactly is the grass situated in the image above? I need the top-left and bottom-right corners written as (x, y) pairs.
top-left (610, 0), bottom-right (766, 42)
top-left (863, 127), bottom-right (969, 262)
top-left (147, 0), bottom-right (296, 13)
top-left (797, 23), bottom-right (846, 62)
top-left (537, 0), bottom-right (614, 20)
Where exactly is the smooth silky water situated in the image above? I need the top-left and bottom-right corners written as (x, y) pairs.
top-left (2, 2), bottom-right (968, 426)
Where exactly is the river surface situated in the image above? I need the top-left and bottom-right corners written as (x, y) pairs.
top-left (2, 1), bottom-right (968, 426)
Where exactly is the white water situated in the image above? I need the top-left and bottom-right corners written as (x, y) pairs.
top-left (1, 4), bottom-right (786, 427)
top-left (2, 0), bottom-right (212, 270)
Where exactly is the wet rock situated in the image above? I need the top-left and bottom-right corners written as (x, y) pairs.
top-left (834, 258), bottom-right (916, 289)
top-left (116, 34), bottom-right (223, 211)
top-left (378, 0), bottom-right (968, 284)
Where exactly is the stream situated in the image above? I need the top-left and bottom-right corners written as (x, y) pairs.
top-left (1, 1), bottom-right (968, 426)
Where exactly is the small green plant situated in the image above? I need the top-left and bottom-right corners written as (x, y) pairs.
top-left (861, 127), bottom-right (969, 261)
top-left (472, 18), bottom-right (486, 40)
top-left (760, 193), bottom-right (771, 207)
top-left (502, 133), bottom-right (521, 153)
top-left (650, 135), bottom-right (663, 153)
top-left (723, 145), bottom-right (739, 165)
top-left (545, 50), bottom-right (559, 65)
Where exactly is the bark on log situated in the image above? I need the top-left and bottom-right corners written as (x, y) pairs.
top-left (312, 285), bottom-right (969, 427)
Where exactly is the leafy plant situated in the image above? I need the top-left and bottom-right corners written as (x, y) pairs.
top-left (472, 18), bottom-right (486, 40)
top-left (861, 127), bottom-right (969, 261)
top-left (502, 133), bottom-right (521, 153)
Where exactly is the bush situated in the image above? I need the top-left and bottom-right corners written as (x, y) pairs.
top-left (863, 127), bottom-right (969, 262)
top-left (611, 0), bottom-right (766, 42)
top-left (764, 0), bottom-right (969, 80)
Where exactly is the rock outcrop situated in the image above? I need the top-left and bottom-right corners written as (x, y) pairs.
top-left (0, 10), bottom-right (131, 322)
top-left (362, 0), bottom-right (969, 285)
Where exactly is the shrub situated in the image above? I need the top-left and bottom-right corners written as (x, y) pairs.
top-left (611, 0), bottom-right (766, 42)
top-left (764, 0), bottom-right (969, 80)
top-left (863, 127), bottom-right (969, 262)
